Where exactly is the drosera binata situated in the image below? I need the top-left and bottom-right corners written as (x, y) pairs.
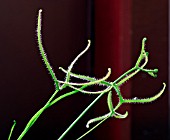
top-left (7, 9), bottom-right (166, 140)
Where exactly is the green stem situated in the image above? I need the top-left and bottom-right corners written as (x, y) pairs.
top-left (17, 85), bottom-right (88, 140)
top-left (8, 120), bottom-right (16, 140)
top-left (17, 89), bottom-right (59, 140)
top-left (113, 67), bottom-right (136, 84)
top-left (49, 85), bottom-right (88, 107)
top-left (58, 91), bottom-right (106, 140)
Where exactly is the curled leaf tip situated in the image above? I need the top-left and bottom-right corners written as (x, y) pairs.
top-left (154, 69), bottom-right (158, 73)
top-left (39, 9), bottom-right (42, 13)
top-left (142, 37), bottom-right (147, 50)
top-left (107, 68), bottom-right (111, 75)
top-left (86, 119), bottom-right (95, 128)
top-left (163, 82), bottom-right (166, 87)
top-left (142, 82), bottom-right (166, 103)
top-left (86, 40), bottom-right (91, 50)
top-left (86, 123), bottom-right (90, 128)
top-left (113, 111), bottom-right (128, 119)
top-left (143, 37), bottom-right (147, 41)
top-left (148, 72), bottom-right (157, 77)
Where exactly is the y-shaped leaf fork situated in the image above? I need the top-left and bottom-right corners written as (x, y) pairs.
top-left (8, 9), bottom-right (166, 140)
top-left (76, 38), bottom-right (166, 140)
top-left (57, 38), bottom-right (165, 139)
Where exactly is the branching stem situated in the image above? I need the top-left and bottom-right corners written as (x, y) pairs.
top-left (8, 9), bottom-right (166, 140)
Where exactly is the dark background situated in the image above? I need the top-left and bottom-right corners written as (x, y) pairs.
top-left (94, 0), bottom-right (168, 140)
top-left (0, 0), bottom-right (168, 140)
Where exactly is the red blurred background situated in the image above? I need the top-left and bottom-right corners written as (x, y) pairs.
top-left (0, 0), bottom-right (168, 140)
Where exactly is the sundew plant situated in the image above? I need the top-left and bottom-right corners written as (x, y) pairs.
top-left (7, 9), bottom-right (166, 140)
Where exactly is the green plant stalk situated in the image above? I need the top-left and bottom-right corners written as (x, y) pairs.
top-left (8, 120), bottom-right (16, 140)
top-left (8, 9), bottom-right (166, 140)
top-left (58, 91), bottom-right (106, 140)
top-left (17, 89), bottom-right (59, 140)
top-left (17, 84), bottom-right (90, 140)
top-left (49, 85), bottom-right (88, 107)
top-left (14, 9), bottom-right (94, 140)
